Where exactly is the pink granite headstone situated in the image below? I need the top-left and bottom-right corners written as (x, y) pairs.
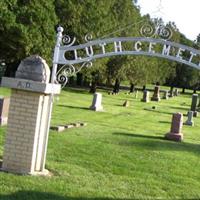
top-left (165, 112), bottom-right (183, 141)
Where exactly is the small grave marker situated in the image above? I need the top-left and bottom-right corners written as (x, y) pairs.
top-left (190, 94), bottom-right (198, 117)
top-left (141, 90), bottom-right (150, 102)
top-left (184, 111), bottom-right (194, 126)
top-left (90, 93), bottom-right (103, 111)
top-left (165, 113), bottom-right (183, 142)
top-left (151, 86), bottom-right (161, 101)
top-left (123, 100), bottom-right (130, 107)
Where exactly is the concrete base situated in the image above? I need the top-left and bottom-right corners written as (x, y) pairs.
top-left (165, 132), bottom-right (183, 142)
top-left (0, 167), bottom-right (51, 176)
top-left (183, 121), bottom-right (194, 126)
top-left (90, 106), bottom-right (103, 111)
top-left (30, 169), bottom-right (52, 176)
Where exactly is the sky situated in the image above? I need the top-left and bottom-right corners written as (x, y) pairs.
top-left (136, 0), bottom-right (200, 41)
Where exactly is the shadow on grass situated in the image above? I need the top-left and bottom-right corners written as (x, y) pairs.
top-left (158, 121), bottom-right (171, 124)
top-left (63, 87), bottom-right (90, 94)
top-left (168, 106), bottom-right (189, 111)
top-left (143, 108), bottom-right (172, 115)
top-left (113, 132), bottom-right (164, 140)
top-left (58, 105), bottom-right (89, 110)
top-left (0, 191), bottom-right (135, 200)
top-left (113, 132), bottom-right (200, 155)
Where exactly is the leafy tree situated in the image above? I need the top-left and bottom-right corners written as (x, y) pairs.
top-left (0, 0), bottom-right (58, 76)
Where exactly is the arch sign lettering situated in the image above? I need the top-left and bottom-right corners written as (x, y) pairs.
top-left (51, 26), bottom-right (200, 86)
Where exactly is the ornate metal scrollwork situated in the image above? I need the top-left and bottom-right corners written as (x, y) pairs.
top-left (84, 33), bottom-right (93, 42)
top-left (157, 26), bottom-right (172, 40)
top-left (62, 35), bottom-right (76, 47)
top-left (140, 22), bottom-right (172, 40)
top-left (56, 61), bottom-right (93, 88)
top-left (140, 23), bottom-right (155, 38)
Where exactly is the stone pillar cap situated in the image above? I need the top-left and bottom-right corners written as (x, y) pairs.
top-left (15, 55), bottom-right (50, 83)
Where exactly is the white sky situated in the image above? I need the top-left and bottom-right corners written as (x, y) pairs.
top-left (137, 0), bottom-right (200, 41)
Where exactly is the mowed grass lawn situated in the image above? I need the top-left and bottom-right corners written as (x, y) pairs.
top-left (0, 87), bottom-right (200, 200)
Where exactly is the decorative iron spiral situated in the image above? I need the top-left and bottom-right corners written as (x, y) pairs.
top-left (62, 35), bottom-right (76, 47)
top-left (84, 34), bottom-right (93, 42)
top-left (158, 26), bottom-right (172, 40)
top-left (57, 74), bottom-right (68, 86)
top-left (56, 64), bottom-right (76, 87)
top-left (140, 24), bottom-right (155, 37)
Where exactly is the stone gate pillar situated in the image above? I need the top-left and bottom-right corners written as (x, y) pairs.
top-left (1, 55), bottom-right (60, 175)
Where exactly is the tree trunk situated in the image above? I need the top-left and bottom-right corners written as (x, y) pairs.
top-left (142, 85), bottom-right (146, 91)
top-left (89, 81), bottom-right (97, 93)
top-left (193, 89), bottom-right (197, 93)
top-left (5, 61), bottom-right (19, 77)
top-left (156, 81), bottom-right (160, 86)
top-left (113, 78), bottom-right (120, 94)
top-left (129, 83), bottom-right (135, 93)
top-left (182, 87), bottom-right (185, 93)
top-left (76, 73), bottom-right (83, 86)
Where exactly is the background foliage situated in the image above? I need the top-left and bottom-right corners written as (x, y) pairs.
top-left (0, 0), bottom-right (200, 89)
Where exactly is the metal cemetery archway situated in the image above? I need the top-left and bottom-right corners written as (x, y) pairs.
top-left (51, 26), bottom-right (200, 86)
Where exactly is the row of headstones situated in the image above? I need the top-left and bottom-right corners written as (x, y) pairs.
top-left (90, 93), bottom-right (191, 142)
top-left (89, 87), bottom-right (179, 112)
top-left (141, 86), bottom-right (179, 102)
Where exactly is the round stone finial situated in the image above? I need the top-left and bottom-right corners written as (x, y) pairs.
top-left (57, 26), bottom-right (64, 33)
top-left (15, 55), bottom-right (50, 83)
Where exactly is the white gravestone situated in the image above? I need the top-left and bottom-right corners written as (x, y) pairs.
top-left (90, 93), bottom-right (103, 111)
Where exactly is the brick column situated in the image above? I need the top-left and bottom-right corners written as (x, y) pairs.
top-left (1, 78), bottom-right (60, 175)
top-left (1, 56), bottom-right (60, 175)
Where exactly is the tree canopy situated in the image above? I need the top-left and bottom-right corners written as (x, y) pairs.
top-left (0, 0), bottom-right (199, 90)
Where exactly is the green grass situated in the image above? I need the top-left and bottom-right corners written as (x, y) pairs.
top-left (0, 87), bottom-right (200, 199)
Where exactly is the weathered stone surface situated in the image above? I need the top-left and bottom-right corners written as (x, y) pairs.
top-left (90, 93), bottom-right (103, 111)
top-left (151, 86), bottom-right (161, 101)
top-left (141, 90), bottom-right (150, 102)
top-left (184, 111), bottom-right (194, 126)
top-left (15, 55), bottom-right (50, 83)
top-left (0, 97), bottom-right (10, 126)
top-left (165, 113), bottom-right (183, 142)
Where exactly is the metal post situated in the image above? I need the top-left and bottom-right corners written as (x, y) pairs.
top-left (40, 26), bottom-right (63, 171)
top-left (51, 26), bottom-right (64, 83)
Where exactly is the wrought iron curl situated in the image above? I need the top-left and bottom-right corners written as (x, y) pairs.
top-left (157, 26), bottom-right (172, 40)
top-left (140, 24), bottom-right (155, 38)
top-left (62, 35), bottom-right (76, 47)
top-left (140, 22), bottom-right (173, 40)
top-left (56, 64), bottom-right (75, 87)
top-left (84, 34), bottom-right (93, 42)
top-left (56, 61), bottom-right (93, 87)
